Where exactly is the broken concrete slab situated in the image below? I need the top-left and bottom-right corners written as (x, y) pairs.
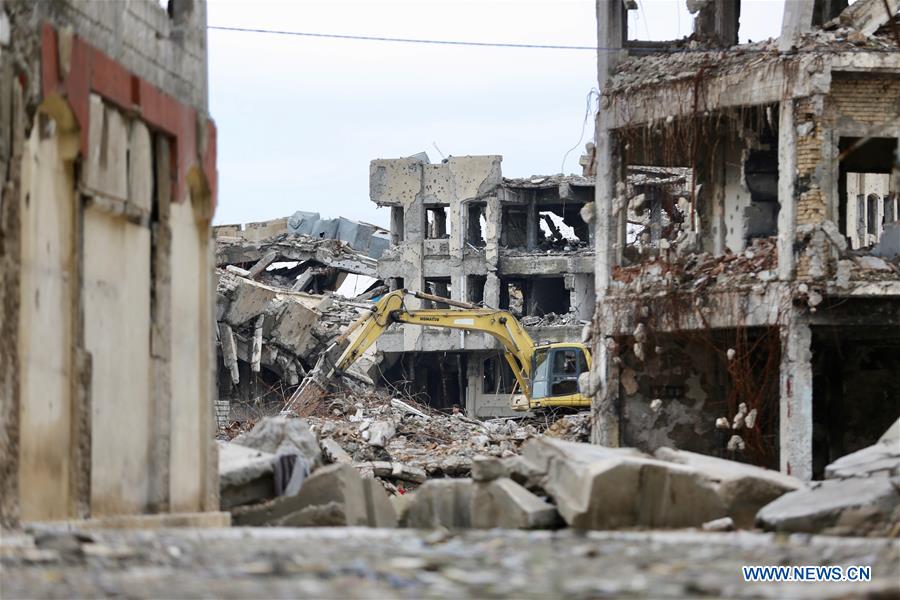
top-left (366, 420), bottom-right (396, 448)
top-left (218, 442), bottom-right (276, 510)
top-left (470, 456), bottom-right (508, 482)
top-left (268, 299), bottom-right (320, 357)
top-left (233, 416), bottom-right (323, 496)
top-left (401, 479), bottom-right (475, 529)
top-left (471, 478), bottom-right (560, 530)
top-left (217, 271), bottom-right (280, 326)
top-left (320, 438), bottom-right (352, 464)
top-left (234, 416), bottom-right (322, 466)
top-left (825, 441), bottom-right (900, 480)
top-left (231, 463), bottom-right (397, 528)
top-left (518, 438), bottom-right (727, 530)
top-left (654, 447), bottom-right (803, 528)
top-left (756, 476), bottom-right (900, 537)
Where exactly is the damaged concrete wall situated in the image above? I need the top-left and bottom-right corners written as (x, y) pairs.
top-left (0, 0), bottom-right (220, 526)
top-left (589, 0), bottom-right (900, 480)
top-left (371, 156), bottom-right (595, 415)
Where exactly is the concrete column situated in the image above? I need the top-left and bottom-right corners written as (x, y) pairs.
top-left (390, 207), bottom-right (404, 244)
top-left (483, 272), bottom-right (501, 309)
top-left (525, 201), bottom-right (538, 251)
top-left (591, 0), bottom-right (625, 446)
top-left (779, 313), bottom-right (813, 481)
top-left (777, 100), bottom-right (797, 280)
top-left (484, 196), bottom-right (501, 269)
top-left (779, 0), bottom-right (815, 51)
top-left (693, 0), bottom-right (739, 47)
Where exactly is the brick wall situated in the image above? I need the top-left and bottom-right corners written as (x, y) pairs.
top-left (830, 75), bottom-right (900, 127)
top-left (12, 0), bottom-right (208, 112)
top-left (795, 98), bottom-right (827, 227)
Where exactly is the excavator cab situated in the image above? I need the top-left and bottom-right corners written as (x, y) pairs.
top-left (529, 343), bottom-right (592, 408)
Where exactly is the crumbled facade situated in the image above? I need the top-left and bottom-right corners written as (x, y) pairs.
top-left (212, 231), bottom-right (382, 422)
top-left (0, 0), bottom-right (220, 526)
top-left (369, 155), bottom-right (596, 417)
top-left (589, 0), bottom-right (900, 480)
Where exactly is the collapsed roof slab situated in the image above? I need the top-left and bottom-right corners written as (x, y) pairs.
top-left (604, 42), bottom-right (900, 129)
top-left (216, 234), bottom-right (378, 278)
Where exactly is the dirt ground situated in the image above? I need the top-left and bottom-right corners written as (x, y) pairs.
top-left (2, 527), bottom-right (897, 598)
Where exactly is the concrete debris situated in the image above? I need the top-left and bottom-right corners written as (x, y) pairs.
top-left (286, 210), bottom-right (390, 259)
top-left (215, 257), bottom-right (378, 422)
top-left (470, 456), bottom-right (509, 482)
top-left (507, 438), bottom-right (801, 531)
top-left (232, 463), bottom-right (397, 528)
top-left (654, 447), bottom-right (803, 529)
top-left (231, 416), bottom-right (322, 496)
top-left (470, 478), bottom-right (561, 530)
top-left (757, 418), bottom-right (900, 537)
top-left (218, 443), bottom-right (277, 509)
top-left (366, 420), bottom-right (397, 448)
top-left (401, 479), bottom-right (475, 529)
top-left (701, 516), bottom-right (735, 532)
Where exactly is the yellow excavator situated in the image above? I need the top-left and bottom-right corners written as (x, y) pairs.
top-left (285, 289), bottom-right (592, 413)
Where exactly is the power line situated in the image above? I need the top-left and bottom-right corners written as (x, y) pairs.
top-left (208, 25), bottom-right (596, 51)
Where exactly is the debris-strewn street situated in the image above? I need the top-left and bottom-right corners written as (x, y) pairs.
top-left (3, 528), bottom-right (898, 599)
top-left (3, 0), bottom-right (900, 598)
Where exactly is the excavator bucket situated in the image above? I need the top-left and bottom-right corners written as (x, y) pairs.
top-left (282, 339), bottom-right (348, 415)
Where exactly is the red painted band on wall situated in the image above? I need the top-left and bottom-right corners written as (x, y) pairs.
top-left (40, 24), bottom-right (217, 212)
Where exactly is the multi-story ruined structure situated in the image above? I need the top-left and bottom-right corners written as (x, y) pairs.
top-left (588, 0), bottom-right (900, 480)
top-left (369, 155), bottom-right (596, 417)
top-left (0, 0), bottom-right (220, 526)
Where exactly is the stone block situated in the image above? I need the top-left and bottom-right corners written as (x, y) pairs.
top-left (221, 275), bottom-right (278, 326)
top-left (757, 476), bottom-right (900, 537)
top-left (518, 438), bottom-right (727, 530)
top-left (235, 417), bottom-right (321, 465)
top-left (321, 438), bottom-right (352, 464)
top-left (232, 463), bottom-right (397, 528)
top-left (401, 480), bottom-right (474, 529)
top-left (471, 456), bottom-right (508, 482)
top-left (825, 442), bottom-right (900, 480)
top-left (218, 443), bottom-right (275, 509)
top-left (654, 447), bottom-right (803, 528)
top-left (471, 478), bottom-right (560, 530)
top-left (269, 299), bottom-right (320, 357)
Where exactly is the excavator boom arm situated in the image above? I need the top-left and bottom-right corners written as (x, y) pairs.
top-left (334, 290), bottom-right (536, 395)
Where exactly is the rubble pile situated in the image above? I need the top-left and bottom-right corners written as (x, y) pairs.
top-left (520, 312), bottom-right (585, 327)
top-left (302, 391), bottom-right (547, 486)
top-left (608, 26), bottom-right (899, 98)
top-left (215, 232), bottom-right (384, 416)
top-left (612, 236), bottom-right (778, 292)
top-left (757, 417), bottom-right (900, 537)
top-left (216, 269), bottom-right (370, 391)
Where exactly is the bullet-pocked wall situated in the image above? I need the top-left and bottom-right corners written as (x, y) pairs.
top-left (0, 0), bottom-right (220, 526)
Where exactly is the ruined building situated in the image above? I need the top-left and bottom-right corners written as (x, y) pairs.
top-left (588, 0), bottom-right (900, 480)
top-left (369, 155), bottom-right (596, 417)
top-left (0, 0), bottom-right (221, 526)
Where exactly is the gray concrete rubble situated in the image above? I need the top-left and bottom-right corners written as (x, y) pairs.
top-left (231, 463), bottom-right (397, 528)
top-left (511, 438), bottom-right (802, 530)
top-left (5, 528), bottom-right (897, 599)
top-left (757, 418), bottom-right (900, 537)
top-left (214, 234), bottom-right (381, 424)
top-left (217, 443), bottom-right (277, 510)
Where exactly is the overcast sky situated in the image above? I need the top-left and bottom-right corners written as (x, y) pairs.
top-left (207, 0), bottom-right (786, 227)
